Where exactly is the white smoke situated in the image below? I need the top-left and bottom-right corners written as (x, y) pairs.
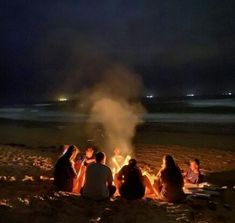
top-left (85, 65), bottom-right (145, 155)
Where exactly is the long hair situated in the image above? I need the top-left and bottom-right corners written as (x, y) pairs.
top-left (160, 155), bottom-right (183, 185)
top-left (163, 155), bottom-right (178, 169)
top-left (61, 145), bottom-right (78, 161)
top-left (54, 145), bottom-right (78, 191)
top-left (54, 145), bottom-right (78, 177)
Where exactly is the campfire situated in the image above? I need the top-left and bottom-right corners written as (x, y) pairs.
top-left (110, 153), bottom-right (131, 176)
top-left (110, 151), bottom-right (156, 185)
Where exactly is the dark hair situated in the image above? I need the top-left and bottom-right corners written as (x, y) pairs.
top-left (63, 145), bottom-right (77, 160)
top-left (129, 159), bottom-right (137, 167)
top-left (160, 155), bottom-right (183, 186)
top-left (164, 155), bottom-right (177, 169)
top-left (95, 152), bottom-right (105, 163)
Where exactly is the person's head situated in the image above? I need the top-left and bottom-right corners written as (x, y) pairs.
top-left (114, 148), bottom-right (121, 156)
top-left (86, 147), bottom-right (94, 159)
top-left (95, 152), bottom-right (106, 164)
top-left (60, 145), bottom-right (70, 156)
top-left (63, 145), bottom-right (79, 161)
top-left (160, 155), bottom-right (182, 183)
top-left (190, 158), bottom-right (200, 171)
top-left (162, 155), bottom-right (177, 169)
top-left (128, 159), bottom-right (137, 167)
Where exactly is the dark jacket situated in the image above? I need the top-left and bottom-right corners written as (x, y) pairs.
top-left (54, 157), bottom-right (76, 192)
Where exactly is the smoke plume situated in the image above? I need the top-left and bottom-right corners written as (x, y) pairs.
top-left (85, 65), bottom-right (145, 155)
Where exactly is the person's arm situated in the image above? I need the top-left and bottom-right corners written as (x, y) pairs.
top-left (65, 161), bottom-right (78, 192)
top-left (192, 172), bottom-right (200, 184)
top-left (116, 166), bottom-right (125, 181)
top-left (154, 178), bottom-right (161, 191)
top-left (182, 170), bottom-right (187, 177)
top-left (183, 169), bottom-right (191, 183)
top-left (107, 168), bottom-right (114, 187)
top-left (184, 169), bottom-right (200, 184)
top-left (85, 158), bottom-right (96, 165)
top-left (154, 172), bottom-right (163, 193)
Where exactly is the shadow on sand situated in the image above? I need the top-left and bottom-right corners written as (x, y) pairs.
top-left (205, 169), bottom-right (235, 187)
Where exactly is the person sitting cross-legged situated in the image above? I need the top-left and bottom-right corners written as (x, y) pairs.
top-left (115, 159), bottom-right (155, 200)
top-left (54, 145), bottom-right (79, 192)
top-left (81, 152), bottom-right (116, 201)
top-left (154, 155), bottom-right (186, 203)
top-left (184, 158), bottom-right (203, 184)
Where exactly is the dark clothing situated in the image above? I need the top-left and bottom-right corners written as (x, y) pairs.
top-left (154, 168), bottom-right (185, 203)
top-left (81, 185), bottom-right (116, 200)
top-left (117, 165), bottom-right (145, 200)
top-left (185, 168), bottom-right (202, 184)
top-left (82, 163), bottom-right (114, 200)
top-left (84, 156), bottom-right (96, 167)
top-left (108, 185), bottom-right (116, 197)
top-left (54, 157), bottom-right (76, 192)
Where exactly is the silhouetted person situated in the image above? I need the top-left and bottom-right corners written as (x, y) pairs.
top-left (154, 155), bottom-right (185, 203)
top-left (82, 152), bottom-right (116, 200)
top-left (115, 159), bottom-right (154, 200)
top-left (54, 145), bottom-right (79, 192)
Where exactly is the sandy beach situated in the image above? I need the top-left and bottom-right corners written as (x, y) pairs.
top-left (1, 0), bottom-right (235, 221)
top-left (0, 144), bottom-right (235, 223)
top-left (0, 99), bottom-right (235, 223)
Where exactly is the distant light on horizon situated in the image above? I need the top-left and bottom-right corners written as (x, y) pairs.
top-left (186, 93), bottom-right (194, 97)
top-left (58, 97), bottom-right (68, 102)
top-left (222, 92), bottom-right (232, 96)
top-left (146, 94), bottom-right (154, 99)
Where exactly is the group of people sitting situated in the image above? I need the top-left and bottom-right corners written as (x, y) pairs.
top-left (54, 145), bottom-right (202, 202)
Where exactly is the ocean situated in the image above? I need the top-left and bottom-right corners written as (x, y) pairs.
top-left (0, 96), bottom-right (235, 124)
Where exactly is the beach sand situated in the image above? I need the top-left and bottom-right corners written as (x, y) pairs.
top-left (0, 144), bottom-right (235, 223)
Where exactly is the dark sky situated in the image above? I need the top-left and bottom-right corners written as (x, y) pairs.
top-left (0, 0), bottom-right (235, 102)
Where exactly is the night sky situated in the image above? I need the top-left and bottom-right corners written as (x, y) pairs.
top-left (1, 0), bottom-right (235, 102)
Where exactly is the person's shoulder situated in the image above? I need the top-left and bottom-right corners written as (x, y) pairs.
top-left (56, 156), bottom-right (64, 164)
top-left (55, 157), bottom-right (68, 166)
top-left (121, 164), bottom-right (128, 170)
top-left (86, 162), bottom-right (97, 169)
top-left (119, 165), bottom-right (128, 173)
top-left (101, 164), bottom-right (111, 170)
top-left (100, 164), bottom-right (112, 173)
top-left (89, 162), bottom-right (97, 167)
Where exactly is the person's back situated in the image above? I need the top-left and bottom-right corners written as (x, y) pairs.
top-left (54, 158), bottom-right (75, 191)
top-left (154, 155), bottom-right (185, 203)
top-left (54, 145), bottom-right (78, 192)
top-left (117, 159), bottom-right (145, 200)
top-left (82, 152), bottom-right (115, 200)
top-left (158, 168), bottom-right (184, 202)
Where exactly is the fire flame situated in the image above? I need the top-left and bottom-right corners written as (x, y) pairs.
top-left (110, 154), bottom-right (155, 185)
top-left (111, 154), bottom-right (131, 177)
